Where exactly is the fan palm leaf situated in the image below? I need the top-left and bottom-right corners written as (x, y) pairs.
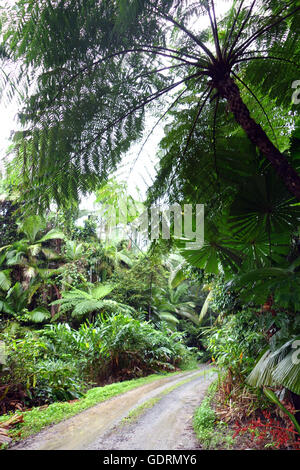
top-left (247, 337), bottom-right (300, 395)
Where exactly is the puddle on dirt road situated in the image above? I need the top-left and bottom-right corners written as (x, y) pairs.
top-left (12, 367), bottom-right (210, 450)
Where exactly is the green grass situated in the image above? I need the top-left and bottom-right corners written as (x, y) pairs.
top-left (193, 384), bottom-right (217, 448)
top-left (1, 369), bottom-right (199, 443)
top-left (193, 380), bottom-right (234, 450)
top-left (122, 397), bottom-right (161, 425)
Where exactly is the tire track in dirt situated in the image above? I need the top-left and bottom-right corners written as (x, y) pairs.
top-left (11, 366), bottom-right (215, 450)
top-left (87, 369), bottom-right (215, 450)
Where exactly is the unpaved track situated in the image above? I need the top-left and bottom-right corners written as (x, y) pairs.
top-left (12, 366), bottom-right (215, 450)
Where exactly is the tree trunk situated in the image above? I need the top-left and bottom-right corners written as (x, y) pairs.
top-left (215, 76), bottom-right (300, 201)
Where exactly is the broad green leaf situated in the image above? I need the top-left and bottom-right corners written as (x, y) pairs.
top-left (38, 229), bottom-right (65, 243)
top-left (0, 270), bottom-right (11, 291)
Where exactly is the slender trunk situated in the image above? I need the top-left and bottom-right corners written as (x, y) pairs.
top-left (215, 76), bottom-right (300, 200)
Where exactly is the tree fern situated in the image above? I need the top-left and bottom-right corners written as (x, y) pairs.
top-left (52, 283), bottom-right (134, 318)
top-left (25, 306), bottom-right (51, 323)
top-left (2, 0), bottom-right (299, 210)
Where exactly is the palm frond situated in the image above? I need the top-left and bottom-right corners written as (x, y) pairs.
top-left (0, 270), bottom-right (11, 291)
top-left (247, 337), bottom-right (300, 394)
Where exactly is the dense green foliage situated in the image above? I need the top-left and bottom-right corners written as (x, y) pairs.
top-left (0, 196), bottom-right (202, 415)
top-left (1, 314), bottom-right (196, 407)
top-left (0, 0), bottom-right (300, 450)
top-left (192, 381), bottom-right (234, 450)
top-left (0, 199), bottom-right (20, 246)
top-left (0, 0), bottom-right (299, 208)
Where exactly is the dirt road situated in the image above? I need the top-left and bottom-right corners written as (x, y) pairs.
top-left (12, 366), bottom-right (215, 450)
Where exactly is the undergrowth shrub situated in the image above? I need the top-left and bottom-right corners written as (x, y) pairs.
top-left (42, 314), bottom-right (197, 383)
top-left (0, 330), bottom-right (85, 409)
top-left (193, 380), bottom-right (234, 449)
top-left (204, 308), bottom-right (268, 379)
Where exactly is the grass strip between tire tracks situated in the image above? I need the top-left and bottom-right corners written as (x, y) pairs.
top-left (1, 367), bottom-right (205, 442)
top-left (121, 368), bottom-right (216, 425)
